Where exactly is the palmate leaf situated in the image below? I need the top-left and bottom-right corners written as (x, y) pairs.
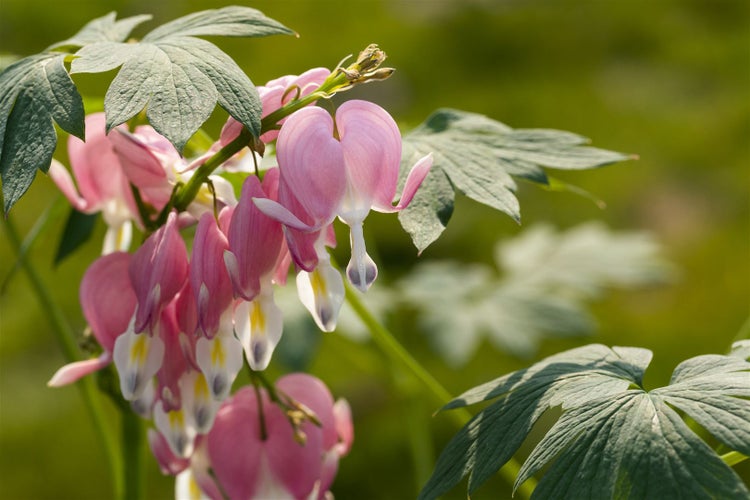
top-left (420, 344), bottom-right (750, 499)
top-left (398, 223), bottom-right (673, 365)
top-left (0, 53), bottom-right (84, 213)
top-left (47, 12), bottom-right (153, 50)
top-left (399, 109), bottom-right (633, 252)
top-left (70, 6), bottom-right (294, 152)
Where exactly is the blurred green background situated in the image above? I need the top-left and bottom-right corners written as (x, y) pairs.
top-left (1, 0), bottom-right (748, 498)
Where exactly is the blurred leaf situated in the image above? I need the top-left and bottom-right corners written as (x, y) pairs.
top-left (54, 210), bottom-right (99, 265)
top-left (730, 340), bottom-right (750, 360)
top-left (399, 222), bottom-right (674, 365)
top-left (47, 12), bottom-right (153, 50)
top-left (0, 53), bottom-right (84, 213)
top-left (70, 7), bottom-right (294, 152)
top-left (420, 344), bottom-right (750, 499)
top-left (0, 54), bottom-right (21, 72)
top-left (399, 109), bottom-right (632, 251)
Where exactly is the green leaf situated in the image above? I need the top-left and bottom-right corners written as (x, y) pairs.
top-left (399, 109), bottom-right (633, 252)
top-left (70, 7), bottom-right (294, 152)
top-left (54, 209), bottom-right (98, 265)
top-left (0, 53), bottom-right (85, 213)
top-left (420, 344), bottom-right (750, 500)
top-left (399, 223), bottom-right (673, 365)
top-left (730, 340), bottom-right (750, 360)
top-left (47, 12), bottom-right (153, 50)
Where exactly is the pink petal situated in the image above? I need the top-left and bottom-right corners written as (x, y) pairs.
top-left (147, 428), bottom-right (190, 475)
top-left (264, 397), bottom-right (324, 498)
top-left (277, 373), bottom-right (338, 449)
top-left (207, 388), bottom-right (264, 499)
top-left (68, 113), bottom-right (128, 207)
top-left (333, 398), bottom-right (354, 456)
top-left (174, 280), bottom-right (198, 343)
top-left (227, 176), bottom-right (284, 301)
top-left (276, 106), bottom-right (346, 224)
top-left (80, 252), bottom-right (137, 352)
top-left (275, 178), bottom-right (326, 271)
top-left (218, 117), bottom-right (245, 147)
top-left (156, 304), bottom-right (188, 411)
top-left (47, 353), bottom-right (112, 387)
top-left (376, 153), bottom-right (433, 213)
top-left (318, 451), bottom-right (340, 499)
top-left (130, 212), bottom-right (189, 333)
top-left (48, 159), bottom-right (90, 212)
top-left (109, 128), bottom-right (172, 209)
top-left (191, 213), bottom-right (233, 338)
top-left (260, 68), bottom-right (332, 143)
top-left (337, 100), bottom-right (402, 214)
top-left (252, 198), bottom-right (314, 232)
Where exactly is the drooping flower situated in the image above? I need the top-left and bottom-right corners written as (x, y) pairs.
top-left (48, 252), bottom-right (136, 386)
top-left (190, 212), bottom-right (243, 400)
top-left (113, 211), bottom-right (188, 400)
top-left (220, 67), bottom-right (332, 147)
top-left (255, 100), bottom-right (432, 292)
top-left (204, 374), bottom-right (353, 500)
top-left (224, 171), bottom-right (288, 370)
top-left (48, 113), bottom-right (137, 254)
top-left (109, 125), bottom-right (237, 221)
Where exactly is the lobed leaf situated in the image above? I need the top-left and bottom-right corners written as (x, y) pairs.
top-left (70, 7), bottom-right (294, 152)
top-left (420, 344), bottom-right (750, 499)
top-left (399, 109), bottom-right (632, 252)
top-left (398, 223), bottom-right (673, 365)
top-left (0, 53), bottom-right (84, 213)
top-left (47, 12), bottom-right (153, 50)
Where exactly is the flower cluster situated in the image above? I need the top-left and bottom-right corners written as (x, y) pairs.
top-left (48, 66), bottom-right (430, 497)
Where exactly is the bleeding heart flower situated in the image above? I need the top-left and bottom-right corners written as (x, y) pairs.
top-left (255, 100), bottom-right (432, 293)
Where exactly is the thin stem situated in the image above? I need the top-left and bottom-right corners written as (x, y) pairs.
top-left (721, 451), bottom-right (748, 467)
top-left (1, 215), bottom-right (123, 496)
top-left (173, 128), bottom-right (254, 212)
top-left (344, 282), bottom-right (537, 498)
top-left (249, 373), bottom-right (268, 441)
top-left (121, 411), bottom-right (145, 500)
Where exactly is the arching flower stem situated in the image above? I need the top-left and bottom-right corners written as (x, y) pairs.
top-left (171, 45), bottom-right (392, 218)
top-left (343, 281), bottom-right (537, 499)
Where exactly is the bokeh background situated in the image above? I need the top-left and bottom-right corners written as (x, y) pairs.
top-left (1, 0), bottom-right (748, 498)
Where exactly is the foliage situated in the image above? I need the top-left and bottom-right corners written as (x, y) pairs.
top-left (1, 2), bottom-right (747, 500)
top-left (397, 222), bottom-right (674, 365)
top-left (399, 109), bottom-right (633, 252)
top-left (0, 7), bottom-right (292, 214)
top-left (421, 341), bottom-right (750, 499)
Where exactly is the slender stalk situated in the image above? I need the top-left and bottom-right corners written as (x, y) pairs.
top-left (1, 216), bottom-right (123, 496)
top-left (344, 283), bottom-right (537, 498)
top-left (171, 68), bottom-right (354, 213)
top-left (121, 411), bottom-right (146, 500)
top-left (721, 451), bottom-right (748, 467)
top-left (173, 128), bottom-right (253, 212)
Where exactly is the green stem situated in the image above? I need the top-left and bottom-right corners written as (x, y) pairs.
top-left (1, 215), bottom-right (123, 496)
top-left (344, 283), bottom-right (537, 498)
top-left (121, 411), bottom-right (145, 500)
top-left (173, 128), bottom-right (253, 212)
top-left (172, 71), bottom-right (353, 214)
top-left (721, 451), bottom-right (748, 467)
